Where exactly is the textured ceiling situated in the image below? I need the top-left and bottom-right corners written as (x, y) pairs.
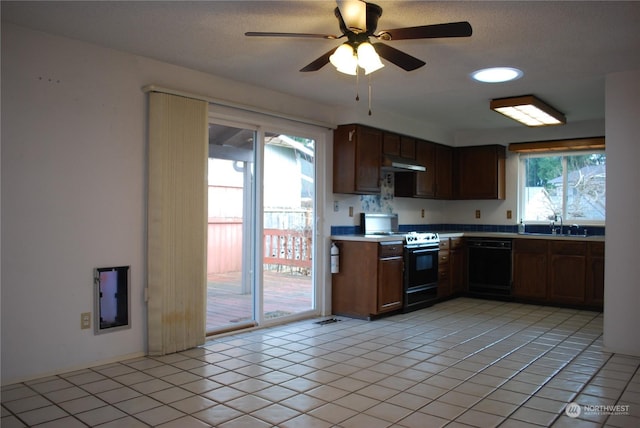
top-left (3, 1), bottom-right (640, 134)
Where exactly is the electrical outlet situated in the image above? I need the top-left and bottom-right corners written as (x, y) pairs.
top-left (475, 210), bottom-right (481, 219)
top-left (333, 201), bottom-right (339, 212)
top-left (81, 312), bottom-right (91, 330)
top-left (421, 209), bottom-right (425, 218)
top-left (348, 206), bottom-right (353, 217)
top-left (507, 210), bottom-right (513, 219)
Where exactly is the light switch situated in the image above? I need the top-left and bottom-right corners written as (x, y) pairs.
top-left (81, 312), bottom-right (91, 330)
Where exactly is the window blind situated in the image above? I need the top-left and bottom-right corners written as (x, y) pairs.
top-left (147, 91), bottom-right (208, 355)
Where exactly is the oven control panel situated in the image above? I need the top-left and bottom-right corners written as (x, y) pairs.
top-left (405, 232), bottom-right (440, 245)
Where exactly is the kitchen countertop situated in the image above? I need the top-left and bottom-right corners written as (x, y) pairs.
top-left (331, 231), bottom-right (605, 243)
top-left (330, 234), bottom-right (407, 243)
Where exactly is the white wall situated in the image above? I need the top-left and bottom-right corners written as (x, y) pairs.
top-left (0, 23), bottom-right (338, 385)
top-left (455, 119), bottom-right (606, 148)
top-left (603, 69), bottom-right (640, 357)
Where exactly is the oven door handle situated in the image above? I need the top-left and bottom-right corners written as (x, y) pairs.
top-left (407, 248), bottom-right (438, 254)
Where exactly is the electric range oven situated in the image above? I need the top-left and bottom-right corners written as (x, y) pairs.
top-left (403, 232), bottom-right (440, 312)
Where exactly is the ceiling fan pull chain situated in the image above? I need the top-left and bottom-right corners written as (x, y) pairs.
top-left (355, 68), bottom-right (360, 101)
top-left (368, 76), bottom-right (372, 116)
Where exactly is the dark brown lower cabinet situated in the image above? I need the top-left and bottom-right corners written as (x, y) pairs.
top-left (548, 241), bottom-right (587, 305)
top-left (331, 240), bottom-right (404, 319)
top-left (437, 239), bottom-right (451, 298)
top-left (377, 252), bottom-right (404, 313)
top-left (513, 239), bottom-right (548, 300)
top-left (333, 237), bottom-right (604, 320)
top-left (586, 242), bottom-right (605, 307)
top-left (450, 238), bottom-right (465, 294)
top-left (513, 238), bottom-right (604, 310)
top-left (437, 237), bottom-right (465, 298)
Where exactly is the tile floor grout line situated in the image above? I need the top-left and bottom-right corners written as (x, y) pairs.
top-left (433, 308), bottom-right (602, 427)
top-left (497, 330), bottom-right (606, 428)
top-left (592, 354), bottom-right (640, 427)
top-left (3, 298), bottom-right (639, 427)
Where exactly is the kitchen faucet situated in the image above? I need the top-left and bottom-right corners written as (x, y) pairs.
top-left (549, 214), bottom-right (563, 235)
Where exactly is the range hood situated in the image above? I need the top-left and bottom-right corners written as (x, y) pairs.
top-left (381, 154), bottom-right (426, 172)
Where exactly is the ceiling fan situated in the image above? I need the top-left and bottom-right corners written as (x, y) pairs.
top-left (245, 0), bottom-right (472, 74)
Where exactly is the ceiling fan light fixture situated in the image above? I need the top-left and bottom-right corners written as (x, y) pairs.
top-left (357, 42), bottom-right (384, 74)
top-left (490, 95), bottom-right (566, 126)
top-left (330, 43), bottom-right (358, 75)
top-left (336, 0), bottom-right (367, 33)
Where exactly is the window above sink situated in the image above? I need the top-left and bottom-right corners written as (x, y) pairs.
top-left (516, 149), bottom-right (606, 225)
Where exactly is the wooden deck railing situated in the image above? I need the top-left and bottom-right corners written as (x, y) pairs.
top-left (208, 223), bottom-right (312, 275)
top-left (263, 228), bottom-right (312, 270)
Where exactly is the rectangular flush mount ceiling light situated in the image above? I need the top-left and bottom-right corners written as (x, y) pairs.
top-left (490, 95), bottom-right (566, 126)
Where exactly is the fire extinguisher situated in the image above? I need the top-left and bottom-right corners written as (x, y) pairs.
top-left (330, 242), bottom-right (340, 274)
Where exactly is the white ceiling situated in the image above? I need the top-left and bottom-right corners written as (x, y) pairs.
top-left (3, 1), bottom-right (640, 134)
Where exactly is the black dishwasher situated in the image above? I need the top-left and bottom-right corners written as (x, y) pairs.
top-left (467, 238), bottom-right (513, 297)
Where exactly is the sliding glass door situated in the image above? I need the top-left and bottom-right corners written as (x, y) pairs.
top-left (206, 124), bottom-right (316, 334)
top-left (206, 123), bottom-right (256, 332)
top-left (262, 133), bottom-right (315, 321)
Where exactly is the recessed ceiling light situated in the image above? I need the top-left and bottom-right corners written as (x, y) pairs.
top-left (471, 67), bottom-right (523, 83)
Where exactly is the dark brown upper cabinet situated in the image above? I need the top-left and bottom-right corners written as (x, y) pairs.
top-left (395, 141), bottom-right (454, 199)
top-left (394, 139), bottom-right (436, 198)
top-left (454, 145), bottom-right (506, 200)
top-left (382, 133), bottom-right (416, 159)
top-left (334, 124), bottom-right (505, 200)
top-left (333, 124), bottom-right (382, 194)
top-left (434, 144), bottom-right (453, 199)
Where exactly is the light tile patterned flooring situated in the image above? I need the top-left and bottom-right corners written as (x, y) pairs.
top-left (3, 298), bottom-right (640, 427)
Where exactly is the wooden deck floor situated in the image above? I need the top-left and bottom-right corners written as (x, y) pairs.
top-left (206, 269), bottom-right (312, 332)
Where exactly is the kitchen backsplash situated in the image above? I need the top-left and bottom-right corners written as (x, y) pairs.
top-left (331, 223), bottom-right (605, 236)
top-left (359, 172), bottom-right (395, 214)
top-left (333, 173), bottom-right (606, 237)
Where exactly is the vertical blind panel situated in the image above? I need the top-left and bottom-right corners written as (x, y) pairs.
top-left (148, 92), bottom-right (207, 355)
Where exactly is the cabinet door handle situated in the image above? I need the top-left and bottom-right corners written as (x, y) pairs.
top-left (381, 301), bottom-right (401, 308)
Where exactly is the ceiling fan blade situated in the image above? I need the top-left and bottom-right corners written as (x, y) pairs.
top-left (373, 43), bottom-right (425, 71)
top-left (380, 21), bottom-right (472, 40)
top-left (245, 31), bottom-right (339, 40)
top-left (300, 47), bottom-right (338, 72)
